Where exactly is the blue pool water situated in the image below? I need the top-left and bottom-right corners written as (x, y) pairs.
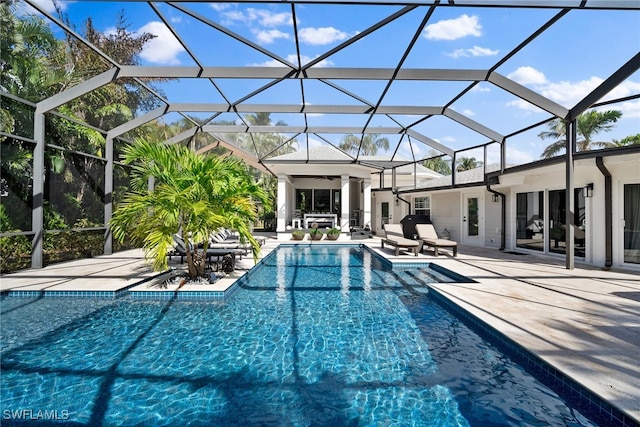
top-left (1, 245), bottom-right (600, 426)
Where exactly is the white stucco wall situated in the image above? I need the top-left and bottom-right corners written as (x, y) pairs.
top-left (430, 192), bottom-right (461, 241)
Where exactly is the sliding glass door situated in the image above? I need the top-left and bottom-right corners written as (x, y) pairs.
top-left (548, 188), bottom-right (586, 258)
top-left (623, 183), bottom-right (640, 265)
top-left (516, 191), bottom-right (544, 251)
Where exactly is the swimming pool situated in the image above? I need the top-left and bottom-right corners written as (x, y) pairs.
top-left (1, 244), bottom-right (600, 426)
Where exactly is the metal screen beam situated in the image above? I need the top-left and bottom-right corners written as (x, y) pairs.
top-left (444, 108), bottom-right (504, 143)
top-left (36, 69), bottom-right (119, 113)
top-left (488, 72), bottom-right (569, 118)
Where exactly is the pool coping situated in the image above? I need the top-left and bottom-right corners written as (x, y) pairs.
top-left (428, 286), bottom-right (638, 427)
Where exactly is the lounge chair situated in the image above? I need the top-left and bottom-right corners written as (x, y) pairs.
top-left (211, 228), bottom-right (266, 247)
top-left (381, 224), bottom-right (421, 256)
top-left (415, 224), bottom-right (457, 257)
top-left (169, 234), bottom-right (244, 266)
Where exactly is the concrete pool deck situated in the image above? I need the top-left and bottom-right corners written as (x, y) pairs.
top-left (1, 236), bottom-right (638, 424)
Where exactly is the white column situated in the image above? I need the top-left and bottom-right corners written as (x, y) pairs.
top-left (341, 175), bottom-right (350, 231)
top-left (363, 178), bottom-right (372, 231)
top-left (276, 175), bottom-right (287, 232)
top-left (104, 136), bottom-right (114, 255)
top-left (31, 111), bottom-right (45, 268)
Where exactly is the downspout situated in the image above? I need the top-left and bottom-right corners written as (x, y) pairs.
top-left (396, 193), bottom-right (411, 211)
top-left (486, 185), bottom-right (506, 251)
top-left (596, 157), bottom-right (613, 269)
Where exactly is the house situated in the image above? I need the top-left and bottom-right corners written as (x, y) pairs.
top-left (263, 146), bottom-right (442, 233)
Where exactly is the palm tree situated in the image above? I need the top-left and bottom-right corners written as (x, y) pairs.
top-left (602, 133), bottom-right (640, 148)
top-left (423, 150), bottom-right (451, 175)
top-left (539, 110), bottom-right (622, 158)
top-left (109, 139), bottom-right (269, 278)
top-left (339, 134), bottom-right (390, 156)
top-left (456, 156), bottom-right (482, 172)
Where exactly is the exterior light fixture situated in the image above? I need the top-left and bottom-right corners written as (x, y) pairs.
top-left (492, 193), bottom-right (500, 203)
top-left (584, 183), bottom-right (593, 198)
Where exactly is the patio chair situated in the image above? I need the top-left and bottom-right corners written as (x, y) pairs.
top-left (211, 228), bottom-right (266, 247)
top-left (169, 234), bottom-right (244, 265)
top-left (381, 224), bottom-right (421, 256)
top-left (415, 224), bottom-right (458, 257)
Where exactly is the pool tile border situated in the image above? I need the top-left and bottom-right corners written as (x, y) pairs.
top-left (428, 286), bottom-right (639, 427)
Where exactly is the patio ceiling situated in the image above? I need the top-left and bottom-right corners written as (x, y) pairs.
top-left (24, 0), bottom-right (640, 175)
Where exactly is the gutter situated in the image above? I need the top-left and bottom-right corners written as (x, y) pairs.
top-left (486, 185), bottom-right (506, 251)
top-left (393, 190), bottom-right (411, 211)
top-left (595, 157), bottom-right (613, 269)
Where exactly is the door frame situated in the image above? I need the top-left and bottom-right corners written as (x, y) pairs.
top-left (618, 180), bottom-right (640, 270)
top-left (461, 192), bottom-right (484, 245)
top-left (375, 193), bottom-right (394, 235)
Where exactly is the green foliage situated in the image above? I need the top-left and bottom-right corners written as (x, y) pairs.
top-left (291, 230), bottom-right (305, 239)
top-left (423, 151), bottom-right (451, 175)
top-left (339, 134), bottom-right (389, 156)
top-left (539, 110), bottom-right (623, 158)
top-left (456, 156), bottom-right (482, 172)
top-left (607, 133), bottom-right (640, 148)
top-left (0, 234), bottom-right (32, 273)
top-left (327, 227), bottom-right (340, 235)
top-left (110, 139), bottom-right (270, 277)
top-left (43, 201), bottom-right (69, 230)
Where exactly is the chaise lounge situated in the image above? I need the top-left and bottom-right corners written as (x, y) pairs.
top-left (381, 223), bottom-right (422, 256)
top-left (415, 224), bottom-right (457, 257)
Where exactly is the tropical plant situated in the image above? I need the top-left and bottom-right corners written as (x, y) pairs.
top-left (456, 156), bottom-right (482, 172)
top-left (602, 133), bottom-right (640, 148)
top-left (291, 230), bottom-right (305, 240)
top-left (109, 139), bottom-right (269, 278)
top-left (339, 133), bottom-right (390, 156)
top-left (423, 151), bottom-right (451, 175)
top-left (538, 110), bottom-right (623, 158)
top-left (327, 227), bottom-right (340, 235)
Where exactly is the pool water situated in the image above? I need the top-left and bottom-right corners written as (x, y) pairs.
top-left (1, 245), bottom-right (599, 426)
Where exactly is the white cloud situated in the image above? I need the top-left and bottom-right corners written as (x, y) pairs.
top-left (439, 136), bottom-right (457, 143)
top-left (596, 99), bottom-right (640, 119)
top-left (254, 9), bottom-right (293, 27)
top-left (31, 0), bottom-right (66, 13)
top-left (447, 46), bottom-right (498, 58)
top-left (255, 29), bottom-right (290, 44)
top-left (540, 76), bottom-right (603, 106)
top-left (250, 54), bottom-right (334, 68)
top-left (223, 8), bottom-right (292, 27)
top-left (298, 27), bottom-right (349, 45)
top-left (507, 66), bottom-right (548, 85)
top-left (505, 146), bottom-right (535, 165)
top-left (506, 98), bottom-right (544, 113)
top-left (137, 21), bottom-right (185, 65)
top-left (470, 85), bottom-right (491, 93)
top-left (221, 10), bottom-right (247, 23)
top-left (210, 3), bottom-right (231, 12)
top-left (462, 109), bottom-right (475, 116)
top-left (423, 14), bottom-right (482, 41)
top-left (506, 67), bottom-right (640, 117)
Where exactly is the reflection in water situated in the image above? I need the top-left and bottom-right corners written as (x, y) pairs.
top-left (341, 248), bottom-right (350, 297)
top-left (363, 249), bottom-right (372, 293)
top-left (276, 248), bottom-right (286, 303)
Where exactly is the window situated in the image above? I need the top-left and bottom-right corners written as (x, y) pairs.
top-left (414, 197), bottom-right (430, 218)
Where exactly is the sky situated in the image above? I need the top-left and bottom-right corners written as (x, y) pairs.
top-left (24, 0), bottom-right (640, 166)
